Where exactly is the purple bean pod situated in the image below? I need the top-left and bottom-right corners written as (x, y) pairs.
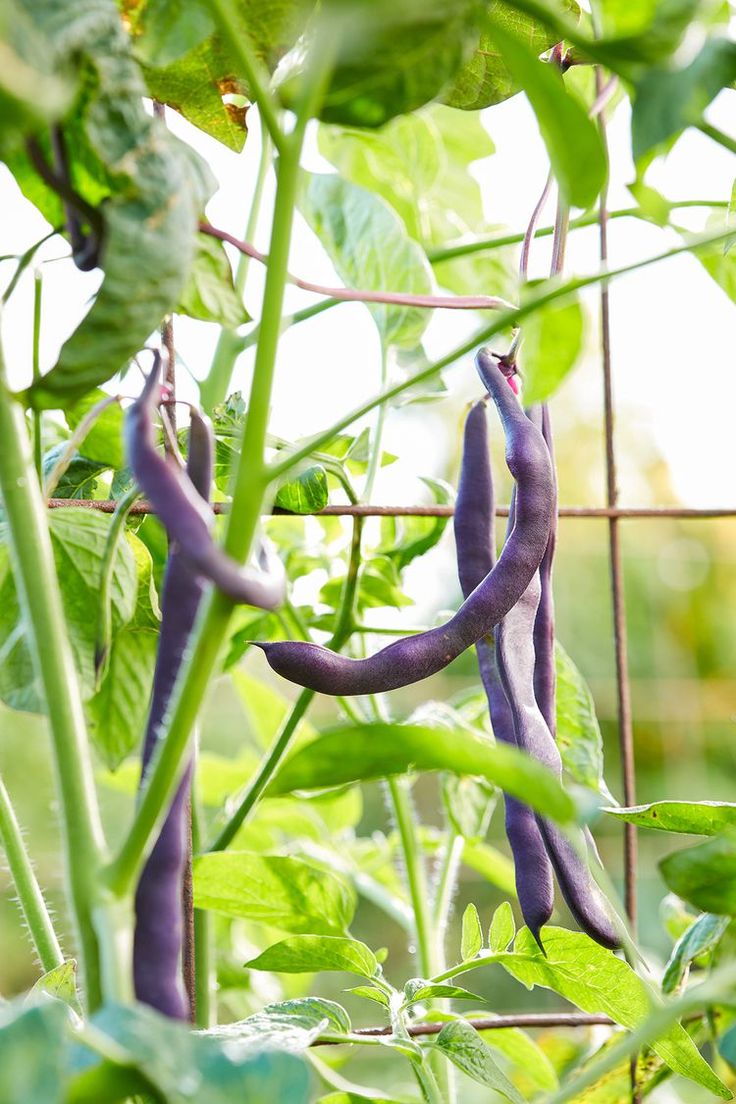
top-left (454, 402), bottom-right (554, 944)
top-left (133, 408), bottom-right (213, 1018)
top-left (530, 405), bottom-right (557, 734)
top-left (125, 356), bottom-right (285, 611)
top-left (254, 351), bottom-right (554, 695)
top-left (494, 531), bottom-right (620, 950)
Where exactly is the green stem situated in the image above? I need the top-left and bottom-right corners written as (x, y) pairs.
top-left (270, 221), bottom-right (736, 482)
top-left (696, 121), bottom-right (736, 156)
top-left (0, 340), bottom-right (107, 1009)
top-left (388, 777), bottom-right (436, 980)
top-left (426, 200), bottom-right (728, 264)
top-left (241, 297), bottom-right (341, 352)
top-left (0, 775), bottom-right (64, 973)
top-left (32, 271), bottom-right (43, 480)
top-left (430, 951), bottom-right (501, 984)
top-left (104, 43), bottom-right (336, 899)
top-left (432, 832), bottom-right (464, 935)
top-left (207, 0), bottom-right (285, 151)
top-left (201, 118), bottom-right (273, 412)
top-left (209, 687), bottom-right (314, 851)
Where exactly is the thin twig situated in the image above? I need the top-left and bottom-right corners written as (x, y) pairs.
top-left (312, 1012), bottom-right (614, 1045)
top-left (45, 499), bottom-right (736, 520)
top-left (199, 223), bottom-right (517, 312)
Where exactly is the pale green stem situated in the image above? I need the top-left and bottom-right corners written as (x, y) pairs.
top-left (104, 38), bottom-right (338, 900)
top-left (432, 832), bottom-right (464, 938)
top-left (201, 117), bottom-right (273, 412)
top-left (388, 777), bottom-right (437, 981)
top-left (32, 271), bottom-right (43, 480)
top-left (0, 338), bottom-right (107, 1009)
top-left (270, 222), bottom-right (736, 482)
top-left (0, 775), bottom-right (64, 973)
top-left (696, 121), bottom-right (736, 157)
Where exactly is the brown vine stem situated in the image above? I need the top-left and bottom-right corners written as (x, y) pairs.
top-left (312, 1012), bottom-right (614, 1046)
top-left (199, 222), bottom-right (517, 312)
top-left (45, 500), bottom-right (736, 520)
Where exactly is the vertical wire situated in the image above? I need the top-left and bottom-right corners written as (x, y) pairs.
top-left (595, 66), bottom-right (640, 1104)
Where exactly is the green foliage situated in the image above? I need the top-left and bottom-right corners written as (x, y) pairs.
top-left (246, 934), bottom-right (379, 977)
top-left (303, 0), bottom-right (484, 128)
top-left (660, 832), bottom-right (736, 915)
top-left (0, 1001), bottom-right (68, 1104)
top-left (460, 902), bottom-right (483, 960)
top-left (606, 800), bottom-right (736, 834)
top-left (19, 0), bottom-right (209, 408)
top-left (28, 960), bottom-right (82, 1016)
top-left (64, 391), bottom-right (125, 469)
top-left (193, 851), bottom-right (355, 934)
top-left (300, 172), bottom-right (433, 349)
top-left (555, 641), bottom-right (607, 793)
top-left (178, 236), bottom-right (250, 329)
top-left (485, 18), bottom-right (607, 208)
top-left (434, 1019), bottom-right (526, 1101)
top-left (267, 721), bottom-right (577, 822)
top-left (443, 2), bottom-right (579, 110)
top-left (662, 913), bottom-right (730, 994)
top-left (0, 1), bottom-right (71, 158)
top-left (497, 926), bottom-right (729, 1097)
top-left (520, 295), bottom-right (586, 407)
top-left (274, 466), bottom-right (329, 514)
top-left (488, 901), bottom-right (516, 952)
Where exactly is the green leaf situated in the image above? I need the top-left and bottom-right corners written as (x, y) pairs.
top-left (267, 722), bottom-right (577, 825)
top-left (347, 985), bottom-right (390, 1008)
top-left (662, 913), bottom-right (729, 995)
top-left (42, 448), bottom-right (108, 501)
top-left (0, 510), bottom-right (137, 711)
top-left (86, 626), bottom-right (158, 769)
top-left (178, 235), bottom-right (249, 328)
top-left (27, 960), bottom-right (82, 1017)
top-left (434, 1020), bottom-right (525, 1102)
top-left (443, 3), bottom-right (578, 110)
top-left (26, 1), bottom-right (207, 407)
top-left (403, 979), bottom-right (483, 1006)
top-left (485, 18), bottom-right (606, 209)
top-left (461, 903), bottom-right (483, 961)
top-left (378, 477), bottom-right (454, 572)
top-left (0, 1), bottom-right (72, 157)
top-left (88, 1002), bottom-right (311, 1102)
top-left (193, 851), bottom-right (355, 935)
top-left (660, 832), bottom-right (736, 915)
top-left (605, 800), bottom-right (736, 835)
top-left (689, 214), bottom-right (736, 303)
top-left (274, 466), bottom-right (329, 515)
top-left (632, 38), bottom-right (736, 161)
top-left (488, 902), bottom-right (515, 953)
top-left (307, 0), bottom-right (483, 128)
top-left (246, 935), bottom-right (378, 978)
top-left (519, 295), bottom-right (586, 406)
top-left (141, 0), bottom-right (311, 147)
top-left (498, 926), bottom-right (729, 1098)
top-left (133, 0), bottom-right (214, 68)
top-left (0, 1001), bottom-right (68, 1104)
top-left (207, 997), bottom-right (350, 1051)
top-left (300, 172), bottom-right (433, 349)
top-left (555, 642), bottom-right (605, 793)
top-left (65, 390), bottom-right (125, 469)
top-left (478, 1023), bottom-right (558, 1092)
top-left (441, 774), bottom-right (496, 840)
top-left (231, 669), bottom-right (317, 750)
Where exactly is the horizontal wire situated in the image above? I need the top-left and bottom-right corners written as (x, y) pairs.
top-left (46, 499), bottom-right (736, 520)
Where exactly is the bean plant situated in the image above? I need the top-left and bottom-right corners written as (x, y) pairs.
top-left (1, 0), bottom-right (736, 1101)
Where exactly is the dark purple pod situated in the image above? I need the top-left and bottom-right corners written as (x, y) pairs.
top-left (530, 405), bottom-right (557, 735)
top-left (125, 356), bottom-right (285, 611)
top-left (133, 408), bottom-right (213, 1019)
top-left (495, 559), bottom-right (620, 950)
top-left (255, 352), bottom-right (554, 696)
top-left (455, 402), bottom-right (554, 944)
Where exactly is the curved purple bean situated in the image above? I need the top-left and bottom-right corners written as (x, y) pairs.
top-left (125, 355), bottom-right (285, 610)
top-left (494, 543), bottom-right (620, 950)
top-left (455, 402), bottom-right (554, 945)
top-left (530, 404), bottom-right (557, 734)
top-left (255, 351), bottom-right (554, 696)
top-left (133, 409), bottom-right (213, 1019)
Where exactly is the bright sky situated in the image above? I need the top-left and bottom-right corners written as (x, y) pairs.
top-left (1, 83), bottom-right (735, 511)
